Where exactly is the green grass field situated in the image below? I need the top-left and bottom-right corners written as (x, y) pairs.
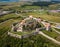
top-left (0, 5), bottom-right (60, 47)
top-left (54, 28), bottom-right (60, 32)
top-left (24, 12), bottom-right (60, 23)
top-left (42, 29), bottom-right (60, 41)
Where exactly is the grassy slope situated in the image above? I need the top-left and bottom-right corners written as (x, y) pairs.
top-left (0, 19), bottom-right (14, 47)
top-left (42, 30), bottom-right (60, 41)
top-left (25, 12), bottom-right (60, 23)
top-left (54, 28), bottom-right (60, 32)
top-left (0, 6), bottom-right (60, 46)
top-left (0, 19), bottom-right (14, 35)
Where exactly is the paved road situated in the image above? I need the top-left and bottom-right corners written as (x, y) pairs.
top-left (52, 28), bottom-right (60, 34)
top-left (0, 11), bottom-right (13, 16)
top-left (48, 21), bottom-right (60, 24)
top-left (52, 26), bottom-right (60, 29)
top-left (38, 31), bottom-right (60, 45)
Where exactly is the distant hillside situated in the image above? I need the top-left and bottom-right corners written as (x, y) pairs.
top-left (0, 0), bottom-right (19, 2)
top-left (0, 0), bottom-right (9, 1)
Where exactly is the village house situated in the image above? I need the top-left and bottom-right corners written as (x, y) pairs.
top-left (45, 22), bottom-right (51, 31)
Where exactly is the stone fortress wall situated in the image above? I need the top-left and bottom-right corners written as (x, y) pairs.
top-left (11, 15), bottom-right (51, 32)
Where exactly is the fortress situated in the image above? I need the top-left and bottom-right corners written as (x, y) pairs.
top-left (11, 15), bottom-right (51, 32)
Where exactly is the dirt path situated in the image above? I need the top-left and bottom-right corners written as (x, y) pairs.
top-left (52, 28), bottom-right (60, 34)
top-left (38, 31), bottom-right (60, 45)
